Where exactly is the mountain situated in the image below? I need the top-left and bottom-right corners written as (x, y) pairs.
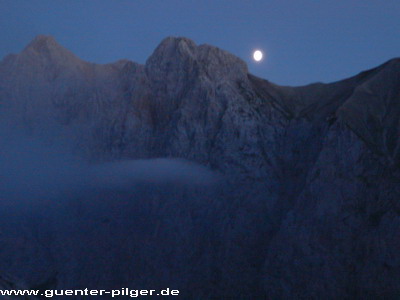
top-left (0, 35), bottom-right (399, 298)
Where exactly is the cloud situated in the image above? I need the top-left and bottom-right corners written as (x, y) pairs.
top-left (89, 158), bottom-right (220, 189)
top-left (0, 132), bottom-right (219, 206)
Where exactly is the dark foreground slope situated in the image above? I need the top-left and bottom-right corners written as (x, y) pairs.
top-left (0, 35), bottom-right (399, 299)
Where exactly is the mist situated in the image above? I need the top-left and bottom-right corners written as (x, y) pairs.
top-left (0, 125), bottom-right (256, 297)
top-left (0, 127), bottom-right (219, 204)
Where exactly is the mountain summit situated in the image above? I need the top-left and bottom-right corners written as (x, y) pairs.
top-left (19, 34), bottom-right (81, 67)
top-left (0, 36), bottom-right (399, 298)
top-left (24, 35), bottom-right (63, 52)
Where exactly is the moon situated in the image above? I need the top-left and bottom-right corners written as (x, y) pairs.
top-left (253, 50), bottom-right (263, 62)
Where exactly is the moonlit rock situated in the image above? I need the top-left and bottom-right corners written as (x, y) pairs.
top-left (0, 35), bottom-right (400, 298)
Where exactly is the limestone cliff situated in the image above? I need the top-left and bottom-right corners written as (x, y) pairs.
top-left (0, 35), bottom-right (399, 298)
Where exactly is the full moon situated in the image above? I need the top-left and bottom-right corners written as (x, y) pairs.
top-left (253, 50), bottom-right (263, 62)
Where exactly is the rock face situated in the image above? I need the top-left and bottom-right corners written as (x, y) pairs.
top-left (0, 35), bottom-right (399, 298)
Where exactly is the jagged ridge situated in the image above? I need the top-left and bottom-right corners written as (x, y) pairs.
top-left (0, 35), bottom-right (399, 298)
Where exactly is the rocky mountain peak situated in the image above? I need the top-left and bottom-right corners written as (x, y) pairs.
top-left (197, 43), bottom-right (248, 82)
top-left (24, 35), bottom-right (58, 51)
top-left (20, 35), bottom-right (80, 67)
top-left (0, 36), bottom-right (400, 299)
top-left (145, 36), bottom-right (247, 77)
top-left (149, 36), bottom-right (197, 60)
top-left (145, 36), bottom-right (198, 85)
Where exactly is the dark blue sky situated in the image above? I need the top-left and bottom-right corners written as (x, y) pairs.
top-left (1, 1), bottom-right (399, 85)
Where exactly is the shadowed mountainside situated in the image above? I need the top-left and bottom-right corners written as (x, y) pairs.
top-left (0, 35), bottom-right (399, 299)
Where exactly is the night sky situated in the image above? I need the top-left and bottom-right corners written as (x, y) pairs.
top-left (1, 0), bottom-right (399, 85)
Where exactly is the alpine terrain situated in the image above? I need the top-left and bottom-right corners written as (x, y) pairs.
top-left (0, 35), bottom-right (399, 299)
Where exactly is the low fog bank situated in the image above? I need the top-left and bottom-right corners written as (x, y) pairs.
top-left (0, 130), bottom-right (220, 205)
top-left (90, 158), bottom-right (221, 189)
top-left (0, 125), bottom-right (272, 298)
